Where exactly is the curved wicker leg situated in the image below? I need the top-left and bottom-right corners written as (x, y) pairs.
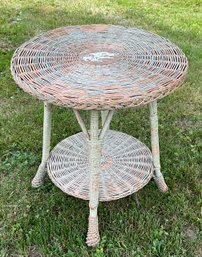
top-left (86, 110), bottom-right (101, 247)
top-left (32, 102), bottom-right (52, 188)
top-left (153, 174), bottom-right (168, 192)
top-left (32, 162), bottom-right (47, 188)
top-left (149, 101), bottom-right (168, 193)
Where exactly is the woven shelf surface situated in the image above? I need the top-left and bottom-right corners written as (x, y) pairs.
top-left (11, 24), bottom-right (188, 110)
top-left (47, 130), bottom-right (153, 201)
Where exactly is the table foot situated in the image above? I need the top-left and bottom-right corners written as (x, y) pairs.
top-left (86, 216), bottom-right (100, 247)
top-left (31, 163), bottom-right (46, 188)
top-left (154, 173), bottom-right (168, 192)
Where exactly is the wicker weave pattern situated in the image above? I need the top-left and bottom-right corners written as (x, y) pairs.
top-left (47, 130), bottom-right (153, 201)
top-left (11, 25), bottom-right (188, 110)
top-left (86, 216), bottom-right (100, 247)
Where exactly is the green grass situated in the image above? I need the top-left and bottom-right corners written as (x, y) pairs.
top-left (0, 0), bottom-right (202, 256)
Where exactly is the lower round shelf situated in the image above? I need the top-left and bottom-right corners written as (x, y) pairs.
top-left (47, 130), bottom-right (153, 201)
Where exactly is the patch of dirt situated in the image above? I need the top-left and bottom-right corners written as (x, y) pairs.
top-left (0, 98), bottom-right (14, 118)
top-left (195, 248), bottom-right (202, 257)
top-left (0, 39), bottom-right (12, 51)
top-left (185, 227), bottom-right (197, 239)
top-left (27, 246), bottom-right (43, 257)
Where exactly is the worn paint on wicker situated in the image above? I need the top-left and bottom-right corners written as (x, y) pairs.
top-left (32, 102), bottom-right (52, 187)
top-left (12, 25), bottom-right (189, 246)
top-left (149, 100), bottom-right (168, 192)
top-left (86, 110), bottom-right (101, 246)
top-left (11, 25), bottom-right (188, 110)
top-left (86, 216), bottom-right (100, 247)
top-left (47, 130), bottom-right (153, 201)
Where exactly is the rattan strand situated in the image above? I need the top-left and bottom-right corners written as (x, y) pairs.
top-left (11, 24), bottom-right (188, 110)
top-left (47, 130), bottom-right (153, 201)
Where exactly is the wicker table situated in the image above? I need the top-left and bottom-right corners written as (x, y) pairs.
top-left (11, 24), bottom-right (188, 246)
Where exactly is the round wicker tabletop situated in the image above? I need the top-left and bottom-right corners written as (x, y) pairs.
top-left (47, 130), bottom-right (153, 201)
top-left (11, 24), bottom-right (188, 110)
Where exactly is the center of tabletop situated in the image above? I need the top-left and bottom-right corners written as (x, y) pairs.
top-left (82, 52), bottom-right (115, 63)
top-left (80, 47), bottom-right (120, 65)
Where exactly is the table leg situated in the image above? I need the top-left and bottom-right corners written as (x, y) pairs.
top-left (32, 102), bottom-right (52, 188)
top-left (86, 110), bottom-right (101, 247)
top-left (149, 100), bottom-right (168, 192)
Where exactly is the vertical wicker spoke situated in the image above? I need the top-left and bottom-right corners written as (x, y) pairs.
top-left (32, 102), bottom-right (52, 187)
top-left (99, 110), bottom-right (114, 140)
top-left (73, 109), bottom-right (90, 139)
top-left (101, 111), bottom-right (109, 126)
top-left (149, 100), bottom-right (168, 192)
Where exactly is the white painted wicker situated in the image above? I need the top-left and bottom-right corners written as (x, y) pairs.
top-left (47, 130), bottom-right (153, 201)
top-left (10, 24), bottom-right (188, 246)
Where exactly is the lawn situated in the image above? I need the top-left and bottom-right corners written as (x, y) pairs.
top-left (0, 0), bottom-right (201, 256)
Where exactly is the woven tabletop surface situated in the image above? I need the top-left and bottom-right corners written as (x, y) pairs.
top-left (11, 24), bottom-right (188, 110)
